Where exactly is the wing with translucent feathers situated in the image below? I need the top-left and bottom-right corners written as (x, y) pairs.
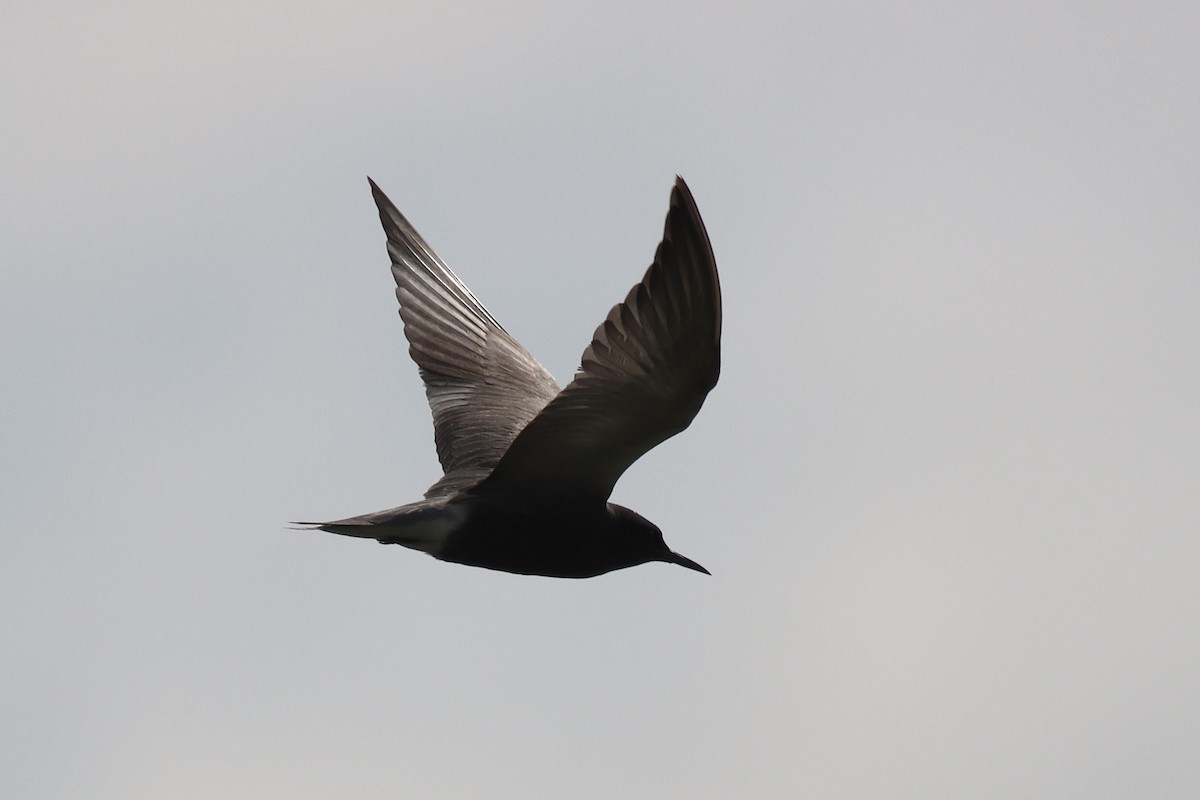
top-left (369, 179), bottom-right (562, 497)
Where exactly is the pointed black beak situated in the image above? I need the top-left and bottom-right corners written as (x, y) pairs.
top-left (665, 551), bottom-right (710, 575)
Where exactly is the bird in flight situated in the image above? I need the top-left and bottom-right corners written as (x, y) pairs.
top-left (297, 177), bottom-right (722, 578)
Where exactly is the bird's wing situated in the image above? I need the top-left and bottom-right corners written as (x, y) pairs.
top-left (473, 177), bottom-right (721, 506)
top-left (369, 179), bottom-right (562, 496)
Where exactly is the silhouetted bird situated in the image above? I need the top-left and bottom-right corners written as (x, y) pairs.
top-left (296, 177), bottom-right (721, 577)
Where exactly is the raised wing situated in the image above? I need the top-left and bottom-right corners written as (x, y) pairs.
top-left (473, 177), bottom-right (721, 506)
top-left (369, 178), bottom-right (562, 496)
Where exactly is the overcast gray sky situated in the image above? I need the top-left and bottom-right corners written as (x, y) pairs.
top-left (3, 2), bottom-right (1199, 798)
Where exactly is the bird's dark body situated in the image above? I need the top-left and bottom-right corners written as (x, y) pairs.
top-left (430, 500), bottom-right (671, 578)
top-left (297, 176), bottom-right (721, 578)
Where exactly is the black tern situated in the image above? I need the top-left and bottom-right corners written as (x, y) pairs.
top-left (297, 177), bottom-right (721, 578)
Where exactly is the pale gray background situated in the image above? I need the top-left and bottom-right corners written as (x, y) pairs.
top-left (3, 2), bottom-right (1198, 798)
